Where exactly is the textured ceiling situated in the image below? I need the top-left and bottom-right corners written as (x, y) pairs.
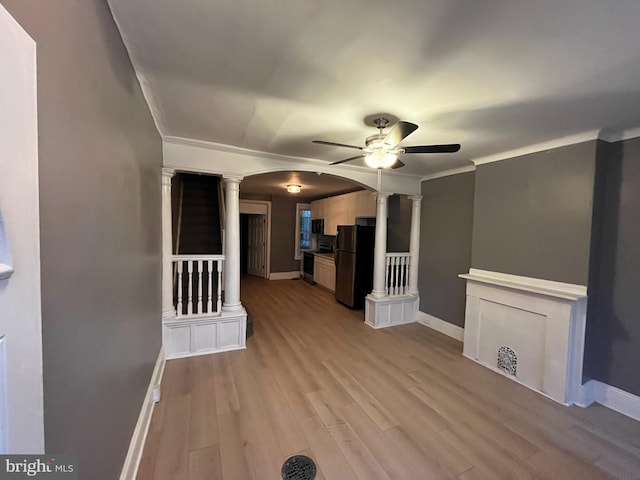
top-left (109, 0), bottom-right (640, 176)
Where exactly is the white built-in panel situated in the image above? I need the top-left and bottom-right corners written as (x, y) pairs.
top-left (192, 323), bottom-right (217, 352)
top-left (365, 295), bottom-right (418, 329)
top-left (163, 313), bottom-right (247, 359)
top-left (166, 326), bottom-right (191, 356)
top-left (477, 300), bottom-right (546, 391)
top-left (218, 321), bottom-right (241, 349)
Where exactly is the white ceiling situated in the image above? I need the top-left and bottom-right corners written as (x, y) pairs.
top-left (109, 0), bottom-right (640, 177)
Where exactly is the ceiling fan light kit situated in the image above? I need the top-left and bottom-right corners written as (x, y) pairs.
top-left (365, 150), bottom-right (397, 169)
top-left (313, 116), bottom-right (461, 170)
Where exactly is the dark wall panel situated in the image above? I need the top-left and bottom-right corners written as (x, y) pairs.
top-left (418, 172), bottom-right (475, 327)
top-left (472, 141), bottom-right (597, 285)
top-left (3, 1), bottom-right (163, 477)
top-left (584, 137), bottom-right (640, 395)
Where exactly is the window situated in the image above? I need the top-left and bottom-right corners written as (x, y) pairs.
top-left (295, 203), bottom-right (312, 260)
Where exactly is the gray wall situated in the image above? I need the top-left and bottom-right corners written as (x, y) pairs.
top-left (584, 137), bottom-right (640, 396)
top-left (472, 141), bottom-right (597, 285)
top-left (3, 1), bottom-right (163, 478)
top-left (418, 172), bottom-right (475, 327)
top-left (270, 195), bottom-right (311, 272)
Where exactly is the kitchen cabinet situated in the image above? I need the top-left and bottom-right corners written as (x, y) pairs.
top-left (314, 255), bottom-right (335, 292)
top-left (311, 190), bottom-right (377, 235)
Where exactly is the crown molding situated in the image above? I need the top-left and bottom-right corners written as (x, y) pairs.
top-left (162, 136), bottom-right (418, 178)
top-left (470, 126), bottom-right (640, 166)
top-left (420, 164), bottom-right (476, 182)
top-left (599, 126), bottom-right (640, 143)
top-left (471, 131), bottom-right (601, 166)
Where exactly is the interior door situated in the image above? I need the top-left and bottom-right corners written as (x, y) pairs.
top-left (247, 214), bottom-right (266, 277)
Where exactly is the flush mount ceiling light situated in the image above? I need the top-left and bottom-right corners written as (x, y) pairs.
top-left (286, 184), bottom-right (301, 193)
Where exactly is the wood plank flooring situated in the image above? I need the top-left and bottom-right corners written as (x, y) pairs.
top-left (137, 276), bottom-right (640, 479)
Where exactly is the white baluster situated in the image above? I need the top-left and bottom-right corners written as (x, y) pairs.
top-left (216, 260), bottom-right (223, 313)
top-left (394, 256), bottom-right (400, 296)
top-left (400, 256), bottom-right (405, 295)
top-left (197, 260), bottom-right (203, 314)
top-left (207, 260), bottom-right (213, 313)
top-left (176, 260), bottom-right (183, 317)
top-left (187, 260), bottom-right (194, 315)
top-left (385, 256), bottom-right (391, 295)
top-left (405, 256), bottom-right (411, 295)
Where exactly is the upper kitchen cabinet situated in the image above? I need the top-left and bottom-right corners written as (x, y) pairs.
top-left (311, 190), bottom-right (376, 235)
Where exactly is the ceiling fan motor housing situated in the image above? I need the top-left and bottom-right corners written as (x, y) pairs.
top-left (365, 133), bottom-right (401, 153)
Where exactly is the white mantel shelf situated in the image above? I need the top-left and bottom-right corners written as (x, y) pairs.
top-left (460, 268), bottom-right (588, 405)
top-left (459, 268), bottom-right (587, 301)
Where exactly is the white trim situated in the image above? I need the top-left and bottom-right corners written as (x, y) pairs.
top-left (577, 380), bottom-right (640, 422)
top-left (459, 268), bottom-right (587, 300)
top-left (119, 348), bottom-right (166, 480)
top-left (164, 136), bottom-right (417, 179)
top-left (472, 131), bottom-right (601, 166)
top-left (269, 271), bottom-right (301, 280)
top-left (415, 311), bottom-right (464, 341)
top-left (239, 200), bottom-right (271, 278)
top-left (420, 164), bottom-right (476, 182)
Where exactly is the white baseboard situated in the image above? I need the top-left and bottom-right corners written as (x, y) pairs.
top-left (415, 311), bottom-right (464, 342)
top-left (577, 380), bottom-right (640, 422)
top-left (119, 347), bottom-right (166, 480)
top-left (269, 271), bottom-right (301, 280)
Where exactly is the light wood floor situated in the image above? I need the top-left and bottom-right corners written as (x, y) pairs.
top-left (137, 276), bottom-right (640, 480)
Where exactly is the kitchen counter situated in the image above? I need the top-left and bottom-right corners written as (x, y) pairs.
top-left (312, 251), bottom-right (335, 260)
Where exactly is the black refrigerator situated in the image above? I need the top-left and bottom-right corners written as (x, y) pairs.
top-left (335, 225), bottom-right (375, 309)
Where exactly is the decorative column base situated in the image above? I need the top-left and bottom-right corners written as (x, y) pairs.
top-left (162, 308), bottom-right (247, 360)
top-left (365, 293), bottom-right (419, 329)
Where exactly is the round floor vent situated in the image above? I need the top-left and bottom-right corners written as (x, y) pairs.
top-left (281, 454), bottom-right (317, 480)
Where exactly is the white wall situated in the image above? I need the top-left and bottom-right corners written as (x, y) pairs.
top-left (0, 4), bottom-right (45, 453)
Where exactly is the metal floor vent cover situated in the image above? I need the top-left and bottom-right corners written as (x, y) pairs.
top-left (281, 454), bottom-right (317, 480)
top-left (497, 345), bottom-right (518, 376)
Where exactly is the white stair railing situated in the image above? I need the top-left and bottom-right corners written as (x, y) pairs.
top-left (385, 252), bottom-right (411, 296)
top-left (173, 254), bottom-right (224, 318)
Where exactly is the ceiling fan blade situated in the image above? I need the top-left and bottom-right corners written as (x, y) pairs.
top-left (313, 140), bottom-right (363, 150)
top-left (403, 144), bottom-right (461, 154)
top-left (382, 121), bottom-right (418, 147)
top-left (329, 154), bottom-right (366, 166)
top-left (390, 159), bottom-right (405, 169)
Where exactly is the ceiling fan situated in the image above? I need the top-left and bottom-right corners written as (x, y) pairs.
top-left (313, 117), bottom-right (460, 170)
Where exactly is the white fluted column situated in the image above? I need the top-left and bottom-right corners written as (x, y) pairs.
top-left (222, 175), bottom-right (243, 312)
top-left (408, 195), bottom-right (422, 295)
top-left (371, 192), bottom-right (390, 298)
top-left (162, 168), bottom-right (176, 319)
